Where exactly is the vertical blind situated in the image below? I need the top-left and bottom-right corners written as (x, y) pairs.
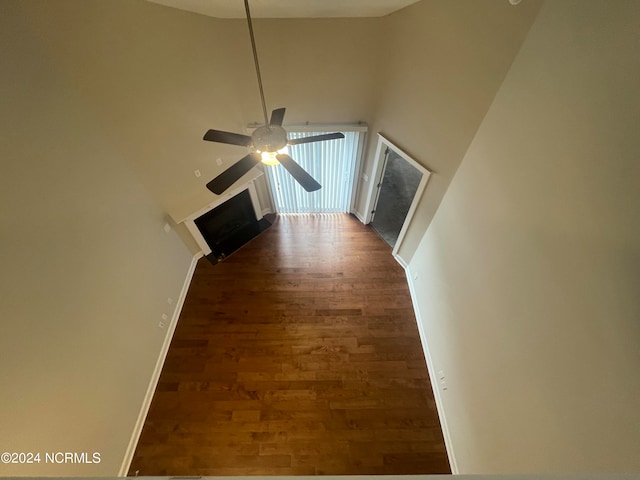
top-left (266, 131), bottom-right (360, 213)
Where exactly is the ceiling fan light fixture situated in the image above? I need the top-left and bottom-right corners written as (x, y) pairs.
top-left (260, 151), bottom-right (280, 165)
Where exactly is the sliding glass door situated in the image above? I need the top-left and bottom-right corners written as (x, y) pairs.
top-left (266, 130), bottom-right (363, 213)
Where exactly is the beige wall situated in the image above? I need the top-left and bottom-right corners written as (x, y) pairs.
top-left (0, 1), bottom-right (194, 475)
top-left (356, 0), bottom-right (542, 262)
top-left (409, 0), bottom-right (640, 472)
top-left (16, 0), bottom-right (382, 226)
top-left (15, 0), bottom-right (539, 261)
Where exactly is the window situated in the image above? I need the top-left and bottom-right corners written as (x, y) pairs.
top-left (266, 129), bottom-right (365, 213)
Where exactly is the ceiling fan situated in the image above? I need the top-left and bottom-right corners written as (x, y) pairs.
top-left (202, 0), bottom-right (345, 195)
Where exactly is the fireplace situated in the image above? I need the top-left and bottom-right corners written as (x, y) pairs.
top-left (193, 189), bottom-right (271, 262)
top-left (168, 171), bottom-right (271, 260)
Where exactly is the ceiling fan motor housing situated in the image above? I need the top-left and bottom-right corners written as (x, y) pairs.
top-left (252, 125), bottom-right (287, 152)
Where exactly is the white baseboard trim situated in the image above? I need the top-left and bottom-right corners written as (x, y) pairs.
top-left (403, 264), bottom-right (459, 474)
top-left (352, 210), bottom-right (367, 224)
top-left (118, 254), bottom-right (200, 477)
top-left (393, 252), bottom-right (408, 269)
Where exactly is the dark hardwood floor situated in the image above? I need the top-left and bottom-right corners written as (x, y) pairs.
top-left (129, 213), bottom-right (450, 476)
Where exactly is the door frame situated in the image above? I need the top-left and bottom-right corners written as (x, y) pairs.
top-left (362, 133), bottom-right (431, 258)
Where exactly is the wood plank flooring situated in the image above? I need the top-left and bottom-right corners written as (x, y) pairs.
top-left (129, 213), bottom-right (450, 476)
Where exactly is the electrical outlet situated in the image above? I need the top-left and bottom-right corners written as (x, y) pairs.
top-left (161, 313), bottom-right (168, 321)
top-left (163, 223), bottom-right (171, 233)
top-left (158, 321), bottom-right (165, 329)
top-left (363, 173), bottom-right (369, 182)
top-left (167, 297), bottom-right (173, 305)
top-left (438, 370), bottom-right (448, 391)
top-left (216, 158), bottom-right (222, 166)
top-left (194, 169), bottom-right (201, 177)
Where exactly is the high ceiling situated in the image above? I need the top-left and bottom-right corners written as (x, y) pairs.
top-left (146, 0), bottom-right (422, 19)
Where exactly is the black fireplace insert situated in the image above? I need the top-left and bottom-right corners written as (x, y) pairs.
top-left (194, 189), bottom-right (271, 262)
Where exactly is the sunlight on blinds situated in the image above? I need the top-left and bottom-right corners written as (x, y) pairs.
top-left (266, 131), bottom-right (360, 213)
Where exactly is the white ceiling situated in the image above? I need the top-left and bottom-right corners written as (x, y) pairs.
top-left (146, 0), bottom-right (422, 19)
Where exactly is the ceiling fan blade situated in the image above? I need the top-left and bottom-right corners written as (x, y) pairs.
top-left (287, 132), bottom-right (345, 146)
top-left (276, 154), bottom-right (321, 192)
top-left (206, 153), bottom-right (261, 195)
top-left (269, 108), bottom-right (286, 127)
top-left (203, 129), bottom-right (252, 147)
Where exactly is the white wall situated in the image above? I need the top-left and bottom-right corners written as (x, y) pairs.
top-left (409, 0), bottom-right (640, 472)
top-left (0, 1), bottom-right (194, 475)
top-left (356, 0), bottom-right (542, 262)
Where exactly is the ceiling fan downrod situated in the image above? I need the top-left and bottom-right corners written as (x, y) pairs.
top-left (201, 0), bottom-right (346, 195)
top-left (244, 0), bottom-right (270, 127)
